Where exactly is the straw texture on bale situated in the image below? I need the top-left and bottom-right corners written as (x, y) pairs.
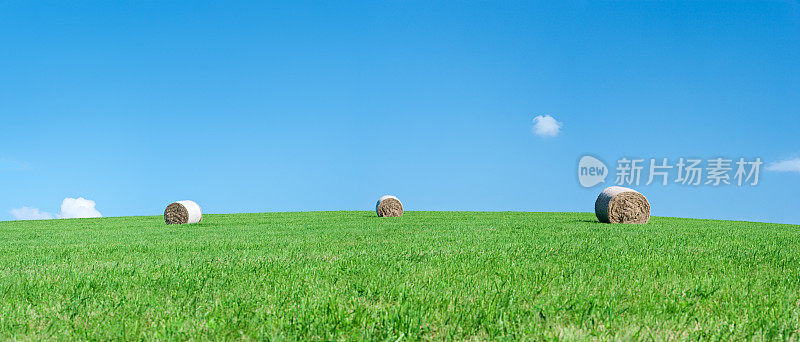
top-left (376, 195), bottom-right (403, 217)
top-left (164, 200), bottom-right (202, 225)
top-left (594, 186), bottom-right (650, 224)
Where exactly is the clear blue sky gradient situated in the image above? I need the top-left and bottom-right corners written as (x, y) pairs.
top-left (1, 1), bottom-right (798, 223)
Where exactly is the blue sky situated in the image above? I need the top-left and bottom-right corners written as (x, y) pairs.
top-left (1, 1), bottom-right (798, 224)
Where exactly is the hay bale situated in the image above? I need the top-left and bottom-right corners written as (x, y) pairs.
top-left (164, 200), bottom-right (202, 225)
top-left (594, 186), bottom-right (650, 224)
top-left (376, 195), bottom-right (403, 217)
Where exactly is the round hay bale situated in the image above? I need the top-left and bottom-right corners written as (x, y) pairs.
top-left (594, 186), bottom-right (650, 224)
top-left (376, 195), bottom-right (403, 217)
top-left (164, 200), bottom-right (202, 225)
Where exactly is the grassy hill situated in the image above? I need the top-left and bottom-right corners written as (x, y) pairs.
top-left (1, 212), bottom-right (799, 340)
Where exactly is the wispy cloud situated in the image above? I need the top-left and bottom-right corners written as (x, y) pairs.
top-left (531, 115), bottom-right (562, 138)
top-left (0, 158), bottom-right (30, 171)
top-left (766, 158), bottom-right (800, 174)
top-left (10, 207), bottom-right (55, 220)
top-left (9, 197), bottom-right (102, 221)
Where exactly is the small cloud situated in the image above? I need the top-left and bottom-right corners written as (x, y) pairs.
top-left (532, 115), bottom-right (562, 138)
top-left (766, 158), bottom-right (800, 174)
top-left (58, 197), bottom-right (102, 219)
top-left (8, 197), bottom-right (102, 221)
top-left (10, 207), bottom-right (55, 220)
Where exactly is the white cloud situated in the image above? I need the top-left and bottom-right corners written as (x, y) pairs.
top-left (766, 158), bottom-right (800, 174)
top-left (58, 197), bottom-right (102, 219)
top-left (10, 207), bottom-right (55, 220)
top-left (9, 197), bottom-right (102, 221)
top-left (532, 115), bottom-right (562, 138)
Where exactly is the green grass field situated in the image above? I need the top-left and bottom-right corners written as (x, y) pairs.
top-left (1, 212), bottom-right (799, 340)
